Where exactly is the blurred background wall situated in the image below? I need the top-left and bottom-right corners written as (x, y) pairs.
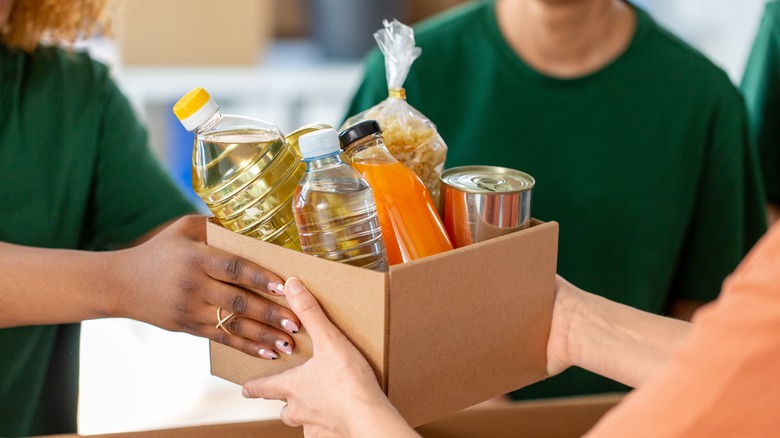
top-left (78, 0), bottom-right (770, 434)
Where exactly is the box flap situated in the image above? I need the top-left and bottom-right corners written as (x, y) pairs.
top-left (38, 394), bottom-right (621, 438)
top-left (207, 222), bottom-right (388, 387)
top-left (37, 420), bottom-right (303, 438)
top-left (416, 394), bottom-right (623, 438)
top-left (387, 221), bottom-right (559, 427)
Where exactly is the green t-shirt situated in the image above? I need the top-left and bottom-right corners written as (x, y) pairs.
top-left (741, 0), bottom-right (780, 206)
top-left (0, 46), bottom-right (195, 437)
top-left (347, 2), bottom-right (767, 399)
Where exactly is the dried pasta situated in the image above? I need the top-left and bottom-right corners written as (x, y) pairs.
top-left (343, 101), bottom-right (447, 209)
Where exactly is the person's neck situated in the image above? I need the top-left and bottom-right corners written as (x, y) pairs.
top-left (496, 0), bottom-right (636, 78)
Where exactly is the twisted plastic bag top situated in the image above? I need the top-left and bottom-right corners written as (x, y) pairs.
top-left (344, 19), bottom-right (447, 210)
top-left (374, 19), bottom-right (421, 91)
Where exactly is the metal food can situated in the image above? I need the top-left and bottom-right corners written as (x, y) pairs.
top-left (440, 166), bottom-right (535, 248)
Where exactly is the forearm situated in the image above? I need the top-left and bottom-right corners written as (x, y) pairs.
top-left (347, 396), bottom-right (420, 438)
top-left (565, 287), bottom-right (692, 388)
top-left (0, 242), bottom-right (121, 327)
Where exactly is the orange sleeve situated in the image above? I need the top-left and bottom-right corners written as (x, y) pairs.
top-left (585, 222), bottom-right (780, 437)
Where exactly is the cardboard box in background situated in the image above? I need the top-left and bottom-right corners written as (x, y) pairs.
top-left (405, 0), bottom-right (468, 24)
top-left (40, 394), bottom-right (623, 438)
top-left (118, 0), bottom-right (274, 65)
top-left (275, 0), bottom-right (309, 38)
top-left (207, 219), bottom-right (559, 428)
top-left (272, 0), bottom-right (469, 40)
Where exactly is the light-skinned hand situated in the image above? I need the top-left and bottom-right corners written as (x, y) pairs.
top-left (242, 277), bottom-right (415, 438)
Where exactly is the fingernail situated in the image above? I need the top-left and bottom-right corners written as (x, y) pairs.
top-left (242, 387), bottom-right (250, 398)
top-left (258, 348), bottom-right (278, 360)
top-left (284, 277), bottom-right (304, 296)
top-left (275, 339), bottom-right (293, 355)
top-left (281, 318), bottom-right (299, 334)
top-left (268, 282), bottom-right (285, 295)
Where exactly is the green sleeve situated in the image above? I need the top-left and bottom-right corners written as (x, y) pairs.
top-left (670, 90), bottom-right (767, 302)
top-left (742, 4), bottom-right (780, 206)
top-left (343, 49), bottom-right (390, 122)
top-left (87, 70), bottom-right (195, 249)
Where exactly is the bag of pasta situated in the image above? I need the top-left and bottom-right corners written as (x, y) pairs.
top-left (343, 19), bottom-right (448, 210)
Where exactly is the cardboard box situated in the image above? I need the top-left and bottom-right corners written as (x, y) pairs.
top-left (41, 394), bottom-right (622, 438)
top-left (417, 394), bottom-right (623, 437)
top-left (207, 218), bottom-right (558, 427)
top-left (274, 0), bottom-right (309, 38)
top-left (118, 0), bottom-right (274, 65)
top-left (405, 0), bottom-right (468, 23)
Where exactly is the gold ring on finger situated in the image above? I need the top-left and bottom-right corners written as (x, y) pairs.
top-left (216, 307), bottom-right (236, 335)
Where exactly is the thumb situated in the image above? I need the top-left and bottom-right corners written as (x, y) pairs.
top-left (242, 372), bottom-right (288, 401)
top-left (284, 277), bottom-right (339, 344)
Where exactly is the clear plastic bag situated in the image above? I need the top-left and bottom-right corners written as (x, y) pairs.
top-left (342, 19), bottom-right (448, 210)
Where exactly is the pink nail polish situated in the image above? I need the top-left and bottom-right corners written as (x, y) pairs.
top-left (275, 340), bottom-right (293, 355)
top-left (258, 348), bottom-right (278, 360)
top-left (281, 319), bottom-right (299, 334)
top-left (268, 282), bottom-right (285, 295)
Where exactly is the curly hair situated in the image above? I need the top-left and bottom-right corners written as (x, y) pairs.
top-left (1, 0), bottom-right (112, 52)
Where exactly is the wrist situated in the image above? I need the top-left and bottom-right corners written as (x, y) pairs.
top-left (345, 388), bottom-right (413, 438)
top-left (547, 276), bottom-right (586, 376)
top-left (94, 249), bottom-right (132, 319)
top-left (562, 285), bottom-right (594, 371)
top-left (566, 284), bottom-right (627, 375)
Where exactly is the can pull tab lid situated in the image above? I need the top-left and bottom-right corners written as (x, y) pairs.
top-left (472, 176), bottom-right (513, 192)
top-left (440, 165), bottom-right (535, 194)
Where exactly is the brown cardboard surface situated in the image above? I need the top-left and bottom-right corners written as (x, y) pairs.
top-left (40, 394), bottom-right (622, 438)
top-left (387, 221), bottom-right (557, 426)
top-left (40, 420), bottom-right (300, 438)
top-left (275, 0), bottom-right (310, 38)
top-left (118, 0), bottom-right (273, 65)
top-left (207, 219), bottom-right (558, 427)
top-left (406, 0), bottom-right (468, 23)
top-left (416, 394), bottom-right (624, 438)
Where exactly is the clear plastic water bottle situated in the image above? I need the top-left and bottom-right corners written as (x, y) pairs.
top-left (293, 128), bottom-right (388, 272)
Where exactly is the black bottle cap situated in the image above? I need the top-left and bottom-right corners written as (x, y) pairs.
top-left (338, 120), bottom-right (382, 149)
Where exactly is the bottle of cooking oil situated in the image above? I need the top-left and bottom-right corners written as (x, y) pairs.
top-left (293, 128), bottom-right (388, 272)
top-left (173, 87), bottom-right (304, 251)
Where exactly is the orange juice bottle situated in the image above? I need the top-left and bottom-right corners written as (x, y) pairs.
top-left (339, 120), bottom-right (452, 265)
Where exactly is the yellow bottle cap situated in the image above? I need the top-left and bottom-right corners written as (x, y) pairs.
top-left (173, 87), bottom-right (211, 121)
top-left (173, 87), bottom-right (219, 131)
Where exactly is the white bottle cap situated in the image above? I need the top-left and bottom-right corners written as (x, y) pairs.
top-left (299, 128), bottom-right (341, 159)
top-left (179, 98), bottom-right (219, 131)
